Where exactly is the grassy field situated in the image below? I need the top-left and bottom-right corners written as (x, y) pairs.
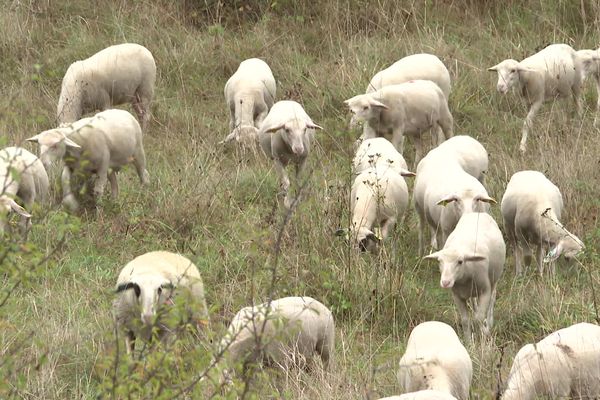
top-left (1, 0), bottom-right (600, 398)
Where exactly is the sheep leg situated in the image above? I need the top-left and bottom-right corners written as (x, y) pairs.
top-left (274, 158), bottom-right (291, 209)
top-left (514, 245), bottom-right (524, 275)
top-left (391, 127), bottom-right (405, 154)
top-left (108, 170), bottom-right (119, 200)
top-left (594, 74), bottom-right (600, 127)
top-left (413, 135), bottom-right (424, 168)
top-left (416, 206), bottom-right (427, 256)
top-left (520, 101), bottom-right (542, 153)
top-left (380, 217), bottom-right (396, 239)
top-left (452, 292), bottom-right (472, 343)
top-left (475, 289), bottom-right (493, 335)
top-left (132, 146), bottom-right (150, 185)
top-left (536, 244), bottom-right (544, 275)
top-left (438, 110), bottom-right (454, 143)
top-left (125, 330), bottom-right (136, 354)
top-left (61, 166), bottom-right (79, 212)
top-left (93, 166), bottom-right (109, 201)
top-left (133, 92), bottom-right (151, 132)
top-left (486, 289), bottom-right (497, 330)
top-left (572, 81), bottom-right (582, 118)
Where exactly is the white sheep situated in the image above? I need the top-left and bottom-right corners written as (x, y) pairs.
top-left (366, 53), bottom-right (451, 98)
top-left (27, 109), bottom-right (149, 212)
top-left (413, 151), bottom-right (495, 255)
top-left (422, 135), bottom-right (488, 183)
top-left (344, 80), bottom-right (454, 165)
top-left (220, 296), bottom-right (334, 372)
top-left (336, 164), bottom-right (413, 252)
top-left (222, 58), bottom-right (276, 145)
top-left (501, 170), bottom-right (584, 275)
top-left (503, 322), bottom-right (600, 400)
top-left (353, 137), bottom-right (411, 175)
top-left (379, 391), bottom-right (458, 400)
top-left (258, 100), bottom-right (322, 209)
top-left (397, 321), bottom-right (472, 400)
top-left (0, 147), bottom-right (49, 236)
top-left (113, 251), bottom-right (209, 354)
top-left (488, 43), bottom-right (582, 153)
top-left (57, 43), bottom-right (156, 131)
top-left (424, 213), bottom-right (506, 340)
top-left (576, 48), bottom-right (600, 126)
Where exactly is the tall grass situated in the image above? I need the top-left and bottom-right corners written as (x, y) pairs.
top-left (1, 0), bottom-right (599, 398)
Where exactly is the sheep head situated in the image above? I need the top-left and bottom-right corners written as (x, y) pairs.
top-left (26, 129), bottom-right (81, 171)
top-left (264, 119), bottom-right (322, 156)
top-left (424, 249), bottom-right (487, 288)
top-left (116, 276), bottom-right (176, 326)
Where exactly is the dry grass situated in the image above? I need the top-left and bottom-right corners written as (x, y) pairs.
top-left (1, 0), bottom-right (599, 398)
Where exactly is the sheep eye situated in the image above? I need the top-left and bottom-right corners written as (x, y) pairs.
top-left (363, 106), bottom-right (368, 110)
top-left (510, 69), bottom-right (516, 73)
top-left (157, 287), bottom-right (162, 296)
top-left (457, 260), bottom-right (463, 265)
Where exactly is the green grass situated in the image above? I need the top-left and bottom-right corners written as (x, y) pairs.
top-left (1, 0), bottom-right (600, 398)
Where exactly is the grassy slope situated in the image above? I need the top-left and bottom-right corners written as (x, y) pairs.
top-left (1, 0), bottom-right (600, 398)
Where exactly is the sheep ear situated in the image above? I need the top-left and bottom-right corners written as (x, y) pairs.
top-left (334, 228), bottom-right (347, 237)
top-left (465, 254), bottom-right (486, 262)
top-left (26, 134), bottom-right (41, 143)
top-left (62, 135), bottom-right (81, 148)
top-left (8, 199), bottom-right (31, 218)
top-left (368, 98), bottom-right (389, 109)
top-left (400, 169), bottom-right (416, 177)
top-left (423, 251), bottom-right (441, 262)
top-left (264, 123), bottom-right (285, 134)
top-left (437, 195), bottom-right (458, 206)
top-left (487, 65), bottom-right (498, 72)
top-left (306, 122), bottom-right (323, 130)
top-left (476, 195), bottom-right (497, 204)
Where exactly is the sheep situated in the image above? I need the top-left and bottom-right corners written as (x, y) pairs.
top-left (423, 213), bottom-right (506, 341)
top-left (344, 80), bottom-right (454, 165)
top-left (422, 135), bottom-right (488, 183)
top-left (413, 151), bottom-right (495, 255)
top-left (113, 251), bottom-right (209, 354)
top-left (26, 109), bottom-right (149, 212)
top-left (222, 58), bottom-right (276, 145)
top-left (503, 322), bottom-right (600, 400)
top-left (258, 100), bottom-right (322, 209)
top-left (336, 164), bottom-right (413, 252)
top-left (220, 296), bottom-right (334, 373)
top-left (576, 48), bottom-right (600, 126)
top-left (0, 147), bottom-right (49, 236)
top-left (57, 43), bottom-right (156, 131)
top-left (366, 53), bottom-right (451, 98)
top-left (488, 43), bottom-right (582, 153)
top-left (379, 391), bottom-right (458, 400)
top-left (353, 137), bottom-right (411, 176)
top-left (397, 321), bottom-right (472, 400)
top-left (501, 170), bottom-right (584, 275)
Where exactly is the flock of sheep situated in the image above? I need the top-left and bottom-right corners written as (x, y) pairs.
top-left (1, 40), bottom-right (599, 399)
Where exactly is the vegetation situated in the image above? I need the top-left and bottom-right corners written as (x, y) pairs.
top-left (1, 0), bottom-right (599, 398)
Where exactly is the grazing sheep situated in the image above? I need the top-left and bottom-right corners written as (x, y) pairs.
top-left (222, 58), bottom-right (276, 145)
top-left (259, 100), bottom-right (322, 209)
top-left (413, 151), bottom-right (495, 255)
top-left (0, 147), bottom-right (49, 236)
top-left (398, 321), bottom-right (472, 400)
top-left (424, 213), bottom-right (506, 341)
top-left (366, 53), bottom-right (451, 98)
top-left (113, 251), bottom-right (209, 354)
top-left (379, 391), bottom-right (458, 400)
top-left (501, 170), bottom-right (584, 275)
top-left (353, 137), bottom-right (411, 175)
top-left (27, 109), bottom-right (149, 212)
top-left (345, 80), bottom-right (454, 164)
top-left (57, 43), bottom-right (156, 131)
top-left (503, 322), bottom-right (600, 400)
top-left (220, 296), bottom-right (334, 372)
top-left (488, 43), bottom-right (582, 153)
top-left (337, 163), bottom-right (413, 252)
top-left (423, 135), bottom-right (488, 183)
top-left (576, 48), bottom-right (600, 126)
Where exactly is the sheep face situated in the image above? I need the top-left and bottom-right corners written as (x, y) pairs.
top-left (353, 226), bottom-right (380, 253)
top-left (488, 59), bottom-right (521, 94)
top-left (26, 130), bottom-right (81, 171)
top-left (576, 50), bottom-right (600, 81)
top-left (265, 119), bottom-right (322, 156)
top-left (437, 191), bottom-right (496, 215)
top-left (424, 249), bottom-right (486, 288)
top-left (545, 235), bottom-right (585, 263)
top-left (117, 276), bottom-right (176, 326)
top-left (344, 94), bottom-right (389, 128)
